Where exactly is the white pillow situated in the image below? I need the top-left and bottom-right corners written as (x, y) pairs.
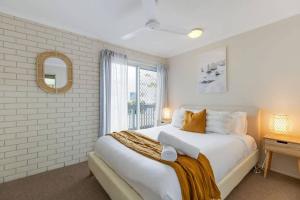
top-left (206, 110), bottom-right (233, 134)
top-left (171, 108), bottom-right (185, 128)
top-left (206, 110), bottom-right (248, 135)
top-left (231, 112), bottom-right (247, 135)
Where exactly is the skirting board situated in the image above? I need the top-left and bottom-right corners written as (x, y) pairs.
top-left (88, 150), bottom-right (259, 200)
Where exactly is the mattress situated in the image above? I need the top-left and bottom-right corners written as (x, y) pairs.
top-left (94, 125), bottom-right (257, 200)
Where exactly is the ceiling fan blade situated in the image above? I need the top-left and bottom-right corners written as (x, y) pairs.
top-left (121, 27), bottom-right (147, 40)
top-left (142, 0), bottom-right (157, 21)
top-left (159, 25), bottom-right (189, 36)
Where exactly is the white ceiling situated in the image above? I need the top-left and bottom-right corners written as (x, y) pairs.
top-left (0, 0), bottom-right (299, 58)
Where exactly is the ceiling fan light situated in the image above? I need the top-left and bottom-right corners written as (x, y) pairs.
top-left (188, 28), bottom-right (203, 38)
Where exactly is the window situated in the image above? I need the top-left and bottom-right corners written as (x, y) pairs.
top-left (44, 74), bottom-right (56, 88)
top-left (128, 63), bottom-right (157, 130)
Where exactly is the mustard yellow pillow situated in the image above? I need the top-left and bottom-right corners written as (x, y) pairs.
top-left (182, 110), bottom-right (206, 133)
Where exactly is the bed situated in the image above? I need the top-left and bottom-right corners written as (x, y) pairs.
top-left (88, 105), bottom-right (261, 200)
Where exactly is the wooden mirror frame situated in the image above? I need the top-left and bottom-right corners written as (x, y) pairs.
top-left (36, 51), bottom-right (73, 94)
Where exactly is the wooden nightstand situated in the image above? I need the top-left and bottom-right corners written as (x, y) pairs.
top-left (160, 120), bottom-right (171, 126)
top-left (263, 133), bottom-right (300, 178)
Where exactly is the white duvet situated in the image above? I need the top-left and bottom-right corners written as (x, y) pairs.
top-left (94, 125), bottom-right (257, 200)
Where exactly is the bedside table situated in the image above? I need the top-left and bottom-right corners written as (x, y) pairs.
top-left (263, 133), bottom-right (300, 178)
top-left (160, 120), bottom-right (171, 126)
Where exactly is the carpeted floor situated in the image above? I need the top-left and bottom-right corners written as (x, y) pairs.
top-left (0, 162), bottom-right (299, 200)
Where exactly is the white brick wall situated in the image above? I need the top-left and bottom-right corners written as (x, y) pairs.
top-left (0, 12), bottom-right (165, 183)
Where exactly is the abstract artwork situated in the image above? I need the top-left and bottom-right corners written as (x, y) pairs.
top-left (197, 47), bottom-right (227, 93)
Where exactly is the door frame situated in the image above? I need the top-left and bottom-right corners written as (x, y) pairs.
top-left (128, 61), bottom-right (157, 129)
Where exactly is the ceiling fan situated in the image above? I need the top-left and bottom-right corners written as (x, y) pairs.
top-left (121, 0), bottom-right (203, 40)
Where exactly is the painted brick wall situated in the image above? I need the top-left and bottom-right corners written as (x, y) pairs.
top-left (0, 12), bottom-right (165, 183)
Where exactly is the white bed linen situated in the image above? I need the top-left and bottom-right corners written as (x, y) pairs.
top-left (94, 125), bottom-right (257, 200)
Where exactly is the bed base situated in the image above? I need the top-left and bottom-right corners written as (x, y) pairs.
top-left (88, 150), bottom-right (259, 200)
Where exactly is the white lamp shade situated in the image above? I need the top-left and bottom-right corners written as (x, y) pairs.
top-left (272, 114), bottom-right (289, 133)
top-left (163, 108), bottom-right (172, 120)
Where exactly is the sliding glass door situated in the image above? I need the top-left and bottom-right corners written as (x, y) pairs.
top-left (128, 63), bottom-right (157, 130)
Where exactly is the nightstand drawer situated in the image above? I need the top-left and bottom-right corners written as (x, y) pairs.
top-left (265, 139), bottom-right (300, 157)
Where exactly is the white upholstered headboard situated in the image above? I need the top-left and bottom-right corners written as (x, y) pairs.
top-left (180, 105), bottom-right (261, 147)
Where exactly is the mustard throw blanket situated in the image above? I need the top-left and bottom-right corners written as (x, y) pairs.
top-left (109, 131), bottom-right (221, 200)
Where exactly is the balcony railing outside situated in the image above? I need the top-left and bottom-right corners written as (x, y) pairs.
top-left (128, 103), bottom-right (156, 130)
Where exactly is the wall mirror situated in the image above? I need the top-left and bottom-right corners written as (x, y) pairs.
top-left (36, 51), bottom-right (73, 93)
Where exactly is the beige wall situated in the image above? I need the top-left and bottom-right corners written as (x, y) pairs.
top-left (0, 11), bottom-right (165, 183)
top-left (168, 15), bottom-right (300, 179)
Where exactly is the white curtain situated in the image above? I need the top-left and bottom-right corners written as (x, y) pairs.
top-left (110, 53), bottom-right (128, 132)
top-left (155, 64), bottom-right (168, 125)
top-left (99, 50), bottom-right (112, 137)
top-left (99, 49), bottom-right (128, 136)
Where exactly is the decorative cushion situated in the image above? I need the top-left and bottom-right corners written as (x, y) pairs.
top-left (182, 110), bottom-right (206, 133)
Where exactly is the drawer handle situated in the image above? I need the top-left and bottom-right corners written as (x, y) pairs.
top-left (276, 140), bottom-right (288, 144)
